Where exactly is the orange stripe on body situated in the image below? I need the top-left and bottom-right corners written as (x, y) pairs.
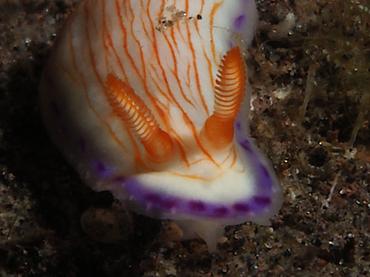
top-left (157, 0), bottom-right (166, 19)
top-left (210, 2), bottom-right (222, 63)
top-left (103, 1), bottom-right (153, 169)
top-left (117, 1), bottom-right (171, 135)
top-left (83, 3), bottom-right (104, 85)
top-left (171, 134), bottom-right (190, 167)
top-left (66, 18), bottom-right (128, 154)
top-left (146, 0), bottom-right (180, 105)
top-left (230, 146), bottom-right (238, 168)
top-left (194, 0), bottom-right (205, 34)
top-left (102, 1), bottom-right (129, 81)
top-left (85, 2), bottom-right (156, 169)
top-left (126, 1), bottom-right (146, 78)
top-left (203, 48), bottom-right (215, 98)
top-left (219, 145), bottom-right (236, 166)
top-left (149, 75), bottom-right (191, 166)
top-left (145, 0), bottom-right (195, 164)
top-left (162, 32), bottom-right (195, 107)
top-left (169, 171), bottom-right (211, 182)
top-left (186, 63), bottom-right (191, 87)
top-left (149, 67), bottom-right (176, 103)
top-left (182, 113), bottom-right (220, 167)
top-left (185, 18), bottom-right (210, 115)
top-left (125, 1), bottom-right (171, 132)
top-left (115, 0), bottom-right (168, 127)
top-left (172, 0), bottom-right (187, 45)
top-left (99, 1), bottom-right (110, 72)
top-left (188, 158), bottom-right (208, 166)
top-left (146, 0), bottom-right (218, 165)
top-left (114, 0), bottom-right (170, 169)
top-left (155, 99), bottom-right (190, 167)
top-left (170, 27), bottom-right (180, 53)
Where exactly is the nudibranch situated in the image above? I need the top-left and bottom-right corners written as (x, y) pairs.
top-left (40, 0), bottom-right (282, 251)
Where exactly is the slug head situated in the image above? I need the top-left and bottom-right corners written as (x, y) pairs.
top-left (105, 47), bottom-right (246, 166)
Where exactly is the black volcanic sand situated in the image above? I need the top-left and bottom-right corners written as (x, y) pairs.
top-left (0, 1), bottom-right (369, 276)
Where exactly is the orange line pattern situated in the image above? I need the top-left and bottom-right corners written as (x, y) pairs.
top-left (48, 0), bottom-right (246, 176)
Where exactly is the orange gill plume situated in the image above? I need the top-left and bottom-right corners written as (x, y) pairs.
top-left (105, 74), bottom-right (174, 163)
top-left (202, 47), bottom-right (246, 150)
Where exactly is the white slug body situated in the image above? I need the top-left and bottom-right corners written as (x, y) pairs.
top-left (40, 0), bottom-right (282, 251)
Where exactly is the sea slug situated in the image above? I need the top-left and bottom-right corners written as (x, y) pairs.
top-left (39, 0), bottom-right (282, 251)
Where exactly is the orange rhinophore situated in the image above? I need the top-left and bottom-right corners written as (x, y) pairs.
top-left (105, 74), bottom-right (174, 163)
top-left (202, 47), bottom-right (246, 149)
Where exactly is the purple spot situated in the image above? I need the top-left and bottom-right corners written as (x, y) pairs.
top-left (233, 15), bottom-right (246, 30)
top-left (259, 164), bottom-right (273, 192)
top-left (161, 199), bottom-right (177, 209)
top-left (236, 121), bottom-right (242, 131)
top-left (189, 201), bottom-right (206, 212)
top-left (145, 193), bottom-right (160, 203)
top-left (240, 140), bottom-right (252, 152)
top-left (213, 207), bottom-right (229, 217)
top-left (233, 202), bottom-right (250, 212)
top-left (95, 161), bottom-right (106, 172)
top-left (260, 164), bottom-right (270, 178)
top-left (92, 160), bottom-right (113, 178)
top-left (253, 196), bottom-right (271, 207)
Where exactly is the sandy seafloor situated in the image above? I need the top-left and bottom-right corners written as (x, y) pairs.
top-left (0, 0), bottom-right (369, 276)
